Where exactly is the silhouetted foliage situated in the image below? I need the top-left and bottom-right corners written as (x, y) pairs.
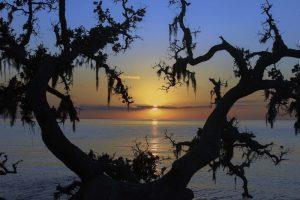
top-left (154, 0), bottom-right (198, 92)
top-left (54, 142), bottom-right (166, 199)
top-left (91, 141), bottom-right (166, 184)
top-left (54, 180), bottom-right (81, 200)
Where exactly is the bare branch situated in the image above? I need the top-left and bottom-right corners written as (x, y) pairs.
top-left (57, 0), bottom-right (70, 52)
top-left (0, 153), bottom-right (22, 175)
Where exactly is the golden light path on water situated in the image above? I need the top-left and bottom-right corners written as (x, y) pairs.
top-left (150, 119), bottom-right (159, 154)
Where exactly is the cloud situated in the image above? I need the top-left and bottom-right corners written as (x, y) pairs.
top-left (79, 104), bottom-right (212, 111)
top-left (120, 75), bottom-right (141, 80)
top-left (78, 100), bottom-right (266, 112)
top-left (79, 105), bottom-right (130, 111)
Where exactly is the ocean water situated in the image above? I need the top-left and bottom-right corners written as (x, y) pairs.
top-left (0, 119), bottom-right (300, 200)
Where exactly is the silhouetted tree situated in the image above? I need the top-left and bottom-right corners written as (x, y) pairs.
top-left (0, 0), bottom-right (299, 199)
top-left (155, 0), bottom-right (299, 198)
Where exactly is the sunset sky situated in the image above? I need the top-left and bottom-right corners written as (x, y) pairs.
top-left (3, 0), bottom-right (300, 120)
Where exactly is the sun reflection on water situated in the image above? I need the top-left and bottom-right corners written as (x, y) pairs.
top-left (152, 119), bottom-right (158, 126)
top-left (149, 119), bottom-right (159, 155)
top-left (148, 137), bottom-right (160, 155)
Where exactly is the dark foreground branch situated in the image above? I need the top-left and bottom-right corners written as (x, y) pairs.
top-left (0, 152), bottom-right (22, 175)
top-left (165, 118), bottom-right (288, 198)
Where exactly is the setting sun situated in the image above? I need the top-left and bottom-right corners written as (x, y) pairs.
top-left (149, 105), bottom-right (161, 118)
top-left (152, 105), bottom-right (158, 110)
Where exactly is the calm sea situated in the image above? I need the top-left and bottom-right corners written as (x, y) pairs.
top-left (0, 119), bottom-right (300, 200)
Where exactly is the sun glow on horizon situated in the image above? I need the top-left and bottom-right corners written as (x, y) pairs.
top-left (149, 105), bottom-right (162, 119)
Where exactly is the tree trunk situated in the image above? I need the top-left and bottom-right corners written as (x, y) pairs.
top-left (157, 82), bottom-right (256, 189)
top-left (28, 59), bottom-right (98, 180)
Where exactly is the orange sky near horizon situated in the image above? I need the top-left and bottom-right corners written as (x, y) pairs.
top-left (76, 102), bottom-right (273, 121)
top-left (54, 64), bottom-right (272, 120)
